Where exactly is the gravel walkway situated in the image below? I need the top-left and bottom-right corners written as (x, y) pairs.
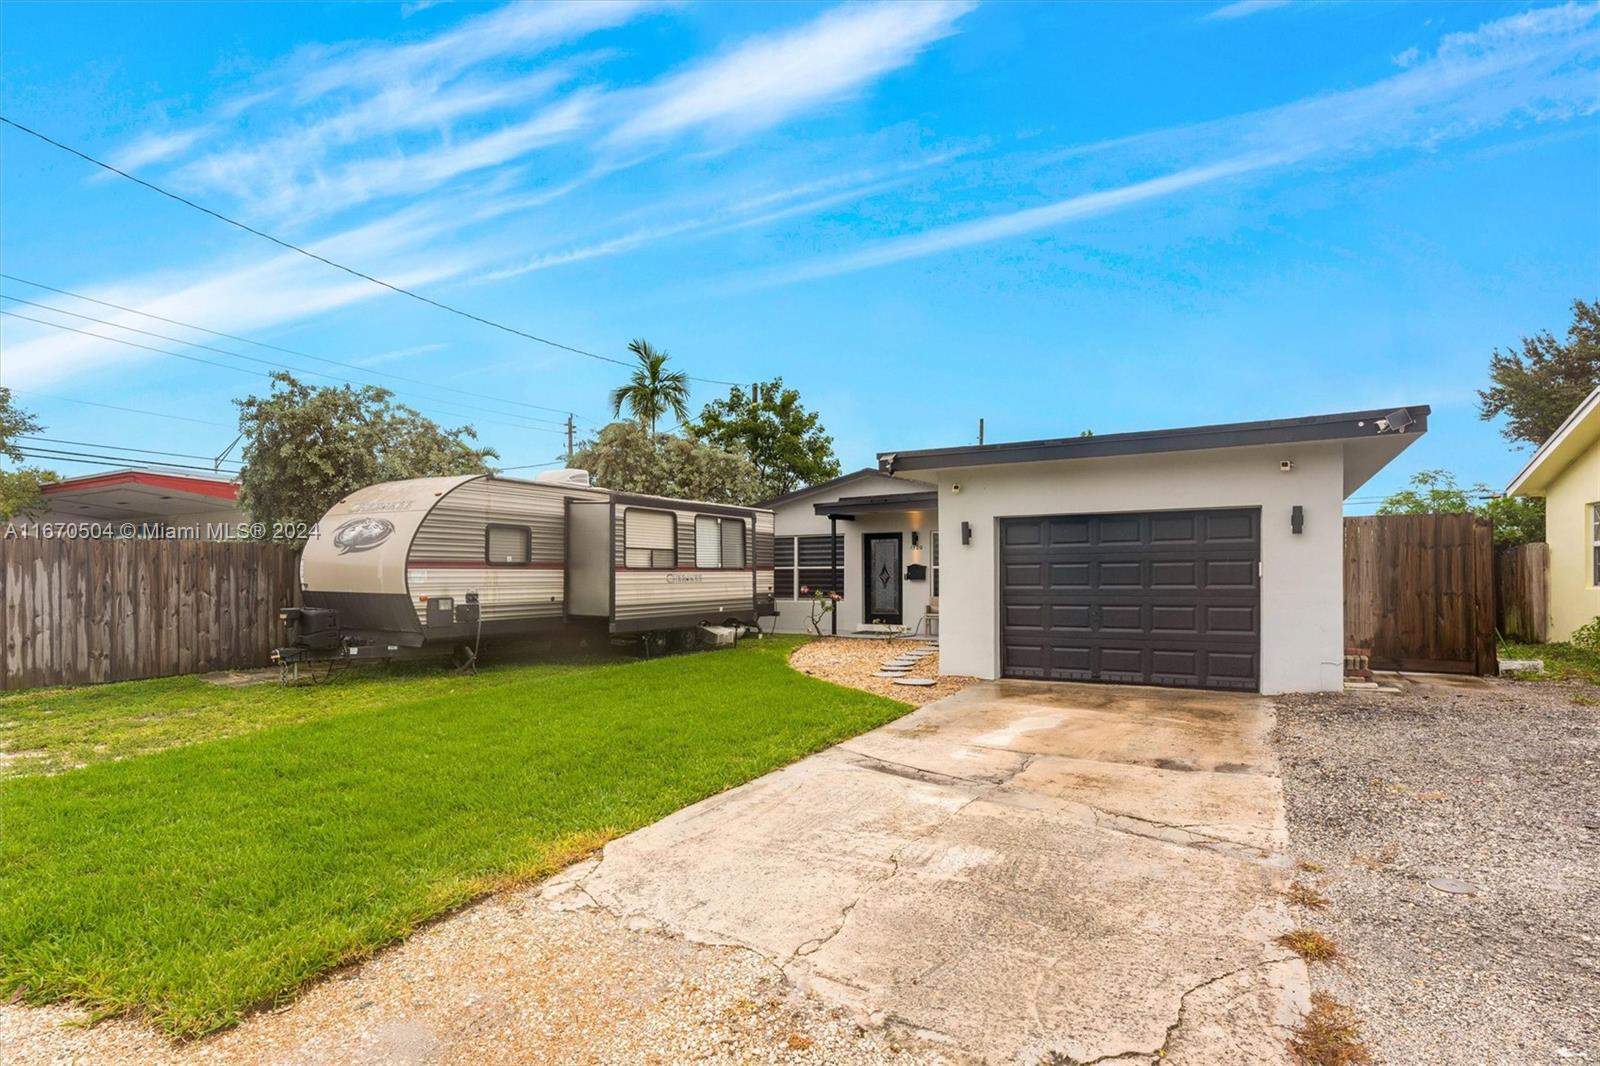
top-left (1274, 675), bottom-right (1600, 1065)
top-left (787, 638), bottom-right (975, 706)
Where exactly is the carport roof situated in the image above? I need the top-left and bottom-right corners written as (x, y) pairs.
top-left (814, 490), bottom-right (939, 517)
top-left (879, 405), bottom-right (1430, 490)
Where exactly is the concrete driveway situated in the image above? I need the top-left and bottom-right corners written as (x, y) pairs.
top-left (549, 680), bottom-right (1308, 1064)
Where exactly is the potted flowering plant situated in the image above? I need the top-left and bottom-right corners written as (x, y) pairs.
top-left (801, 585), bottom-right (843, 636)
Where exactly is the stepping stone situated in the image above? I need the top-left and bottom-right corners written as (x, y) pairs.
top-left (872, 671), bottom-right (910, 679)
top-left (893, 677), bottom-right (936, 687)
top-left (879, 666), bottom-right (912, 674)
top-left (1427, 876), bottom-right (1480, 895)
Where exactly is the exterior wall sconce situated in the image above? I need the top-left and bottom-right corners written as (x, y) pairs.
top-left (1291, 505), bottom-right (1304, 535)
top-left (961, 521), bottom-right (972, 545)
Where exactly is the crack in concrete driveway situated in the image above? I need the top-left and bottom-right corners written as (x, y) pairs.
top-left (549, 680), bottom-right (1309, 1064)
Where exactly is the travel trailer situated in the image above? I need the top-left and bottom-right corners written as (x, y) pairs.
top-left (276, 470), bottom-right (775, 670)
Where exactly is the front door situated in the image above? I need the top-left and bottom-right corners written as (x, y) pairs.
top-left (863, 533), bottom-right (903, 624)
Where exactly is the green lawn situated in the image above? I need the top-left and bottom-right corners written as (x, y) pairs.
top-left (1500, 640), bottom-right (1600, 685)
top-left (0, 636), bottom-right (909, 1036)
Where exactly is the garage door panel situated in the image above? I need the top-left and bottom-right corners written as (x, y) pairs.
top-left (1203, 558), bottom-right (1257, 589)
top-left (1150, 604), bottom-right (1199, 634)
top-left (1004, 603), bottom-right (1045, 630)
top-left (1099, 604), bottom-right (1144, 631)
top-left (1004, 521), bottom-right (1044, 547)
top-left (1205, 605), bottom-right (1258, 635)
top-left (999, 509), bottom-right (1260, 692)
top-left (1003, 562), bottom-right (1044, 588)
top-left (1150, 560), bottom-right (1198, 588)
top-left (1048, 561), bottom-right (1091, 587)
top-left (1098, 560), bottom-right (1143, 588)
top-left (1047, 518), bottom-right (1090, 546)
top-left (1149, 513), bottom-right (1199, 543)
top-left (1048, 603), bottom-right (1091, 630)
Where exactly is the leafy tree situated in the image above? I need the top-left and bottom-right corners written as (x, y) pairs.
top-left (572, 422), bottom-right (761, 505)
top-left (1481, 494), bottom-right (1546, 547)
top-left (1478, 298), bottom-right (1600, 447)
top-left (610, 339), bottom-right (689, 436)
top-left (0, 467), bottom-right (60, 519)
top-left (1377, 469), bottom-right (1545, 546)
top-left (236, 372), bottom-right (497, 534)
top-left (1377, 469), bottom-right (1479, 515)
top-left (0, 389), bottom-right (60, 519)
top-left (691, 378), bottom-right (840, 501)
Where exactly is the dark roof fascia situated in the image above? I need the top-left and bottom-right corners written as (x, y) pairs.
top-left (757, 468), bottom-right (886, 509)
top-left (814, 490), bottom-right (939, 516)
top-left (879, 406), bottom-right (1430, 474)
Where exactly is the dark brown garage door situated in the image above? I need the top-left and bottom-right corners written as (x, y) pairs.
top-left (1000, 509), bottom-right (1260, 691)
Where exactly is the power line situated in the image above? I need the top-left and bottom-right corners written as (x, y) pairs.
top-left (7, 388), bottom-right (232, 428)
top-left (0, 273), bottom-right (596, 424)
top-left (0, 116), bottom-right (741, 389)
top-left (17, 447), bottom-right (236, 475)
top-left (0, 293), bottom-right (573, 432)
top-left (18, 435), bottom-right (241, 465)
top-left (0, 310), bottom-right (568, 437)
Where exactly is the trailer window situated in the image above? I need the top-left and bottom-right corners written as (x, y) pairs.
top-left (720, 518), bottom-right (746, 568)
top-left (695, 515), bottom-right (721, 568)
top-left (624, 508), bottom-right (677, 569)
top-left (486, 524), bottom-right (531, 566)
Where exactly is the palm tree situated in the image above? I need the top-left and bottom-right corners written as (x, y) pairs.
top-left (610, 338), bottom-right (689, 436)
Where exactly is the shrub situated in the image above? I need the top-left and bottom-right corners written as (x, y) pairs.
top-left (1571, 617), bottom-right (1600, 652)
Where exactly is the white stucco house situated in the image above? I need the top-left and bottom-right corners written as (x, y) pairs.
top-left (769, 406), bottom-right (1427, 695)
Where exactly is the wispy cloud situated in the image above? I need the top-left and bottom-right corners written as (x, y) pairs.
top-left (477, 152), bottom-right (959, 281)
top-left (608, 1), bottom-right (975, 145)
top-left (752, 3), bottom-right (1600, 287)
top-left (1204, 0), bottom-right (1292, 21)
top-left (107, 126), bottom-right (213, 171)
top-left (355, 342), bottom-right (446, 366)
top-left (0, 193), bottom-right (505, 388)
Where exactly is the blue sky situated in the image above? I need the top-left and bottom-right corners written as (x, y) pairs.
top-left (1, 0), bottom-right (1596, 508)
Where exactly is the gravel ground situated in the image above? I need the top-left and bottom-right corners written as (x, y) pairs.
top-left (3, 877), bottom-right (967, 1065)
top-left (1274, 675), bottom-right (1600, 1065)
top-left (787, 639), bottom-right (975, 706)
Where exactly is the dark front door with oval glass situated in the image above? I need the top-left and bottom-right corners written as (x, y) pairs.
top-left (863, 533), bottom-right (903, 624)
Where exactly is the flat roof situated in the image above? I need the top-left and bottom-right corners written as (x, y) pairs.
top-left (814, 490), bottom-right (939, 517)
top-left (879, 405), bottom-right (1431, 474)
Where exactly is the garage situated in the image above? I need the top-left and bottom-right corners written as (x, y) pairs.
top-left (877, 405), bottom-right (1429, 694)
top-left (999, 509), bottom-right (1261, 690)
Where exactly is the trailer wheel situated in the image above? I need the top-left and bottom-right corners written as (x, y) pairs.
top-left (671, 628), bottom-right (699, 654)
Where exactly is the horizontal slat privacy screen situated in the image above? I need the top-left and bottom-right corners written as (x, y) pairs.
top-left (624, 508), bottom-right (676, 569)
top-left (774, 534), bottom-right (844, 598)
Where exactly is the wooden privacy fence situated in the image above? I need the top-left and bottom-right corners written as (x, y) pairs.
top-left (1495, 541), bottom-right (1549, 643)
top-left (1344, 513), bottom-right (1496, 675)
top-left (2, 537), bottom-right (298, 690)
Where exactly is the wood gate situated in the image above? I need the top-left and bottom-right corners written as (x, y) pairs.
top-left (1343, 514), bottom-right (1496, 674)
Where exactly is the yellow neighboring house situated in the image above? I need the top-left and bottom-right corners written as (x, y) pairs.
top-left (1506, 386), bottom-right (1600, 641)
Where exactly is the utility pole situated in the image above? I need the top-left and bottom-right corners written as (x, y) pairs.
top-left (978, 418), bottom-right (985, 446)
top-left (565, 414), bottom-right (574, 464)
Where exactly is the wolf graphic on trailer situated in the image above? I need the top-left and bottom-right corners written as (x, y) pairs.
top-left (276, 469), bottom-right (776, 668)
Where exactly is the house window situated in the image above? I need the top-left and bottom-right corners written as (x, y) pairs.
top-left (624, 508), bottom-right (677, 569)
top-left (693, 515), bottom-right (747, 569)
top-left (931, 529), bottom-right (940, 598)
top-left (1592, 503), bottom-right (1600, 585)
top-left (485, 524), bottom-right (530, 566)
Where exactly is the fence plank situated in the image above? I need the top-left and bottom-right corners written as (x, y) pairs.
top-left (1495, 541), bottom-right (1550, 643)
